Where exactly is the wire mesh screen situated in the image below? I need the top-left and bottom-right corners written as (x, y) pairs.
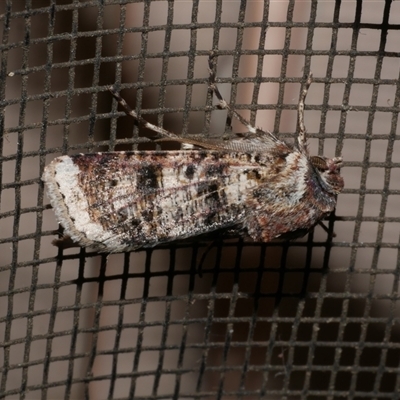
top-left (1, 1), bottom-right (400, 399)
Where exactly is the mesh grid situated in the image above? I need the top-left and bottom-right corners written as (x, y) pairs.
top-left (1, 1), bottom-right (400, 399)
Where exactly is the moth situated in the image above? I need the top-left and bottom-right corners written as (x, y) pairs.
top-left (42, 55), bottom-right (344, 253)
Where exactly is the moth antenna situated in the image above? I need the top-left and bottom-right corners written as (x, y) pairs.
top-left (108, 86), bottom-right (179, 140)
top-left (207, 54), bottom-right (257, 135)
top-left (297, 73), bottom-right (313, 151)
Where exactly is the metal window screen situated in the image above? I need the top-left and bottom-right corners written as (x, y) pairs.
top-left (1, 1), bottom-right (400, 399)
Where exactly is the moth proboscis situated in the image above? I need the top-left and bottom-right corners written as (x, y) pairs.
top-left (42, 55), bottom-right (344, 253)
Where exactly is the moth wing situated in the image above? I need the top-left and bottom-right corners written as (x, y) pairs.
top-left (157, 128), bottom-right (292, 154)
top-left (43, 151), bottom-right (267, 252)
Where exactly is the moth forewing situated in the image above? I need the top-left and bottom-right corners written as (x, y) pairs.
top-left (43, 150), bottom-right (270, 252)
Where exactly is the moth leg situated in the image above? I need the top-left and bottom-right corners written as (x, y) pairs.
top-left (109, 87), bottom-right (179, 140)
top-left (317, 221), bottom-right (337, 238)
top-left (52, 235), bottom-right (79, 250)
top-left (297, 73), bottom-right (313, 151)
top-left (208, 54), bottom-right (257, 135)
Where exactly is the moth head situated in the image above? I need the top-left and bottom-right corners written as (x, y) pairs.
top-left (311, 156), bottom-right (344, 195)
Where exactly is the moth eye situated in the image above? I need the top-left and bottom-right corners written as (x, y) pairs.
top-left (310, 156), bottom-right (328, 171)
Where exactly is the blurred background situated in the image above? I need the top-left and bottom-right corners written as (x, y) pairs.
top-left (1, 1), bottom-right (400, 399)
